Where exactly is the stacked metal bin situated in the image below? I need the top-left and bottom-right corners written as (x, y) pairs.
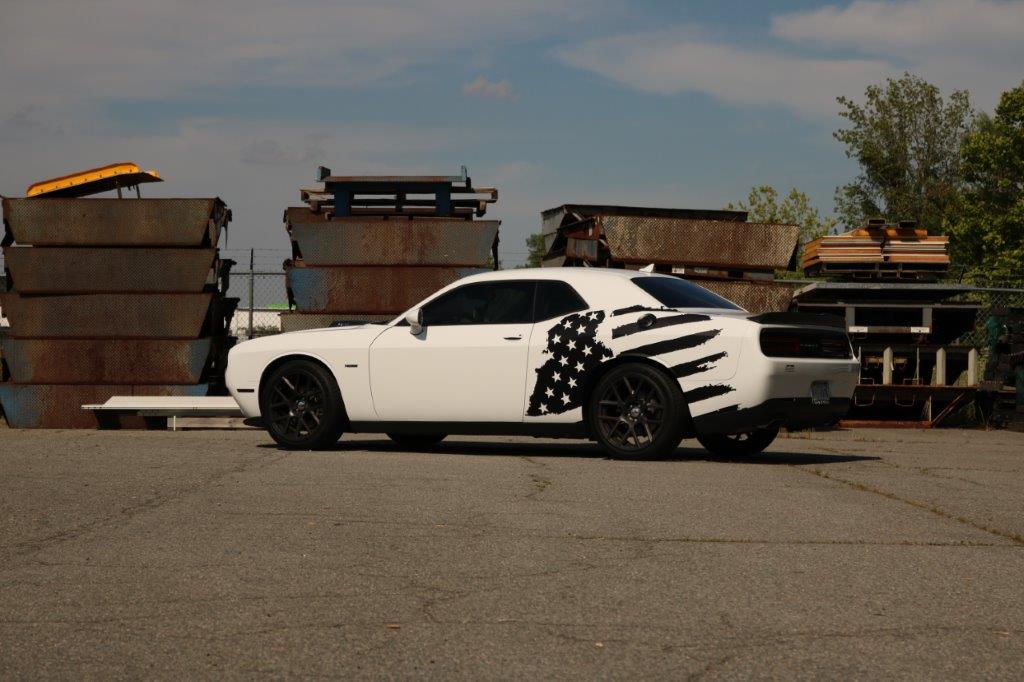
top-left (0, 198), bottom-right (236, 428)
top-left (281, 168), bottom-right (498, 332)
top-left (540, 204), bottom-right (801, 313)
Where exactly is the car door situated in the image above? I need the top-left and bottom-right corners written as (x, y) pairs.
top-left (523, 280), bottom-right (592, 421)
top-left (369, 280), bottom-right (536, 422)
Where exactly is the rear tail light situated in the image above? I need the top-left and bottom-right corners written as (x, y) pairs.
top-left (760, 329), bottom-right (852, 359)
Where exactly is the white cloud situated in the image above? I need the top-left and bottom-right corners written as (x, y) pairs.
top-left (0, 0), bottom-right (596, 111)
top-left (239, 134), bottom-right (329, 166)
top-left (462, 75), bottom-right (516, 100)
top-left (555, 30), bottom-right (891, 118)
top-left (556, 1), bottom-right (1024, 118)
top-left (771, 0), bottom-right (1024, 108)
top-left (771, 0), bottom-right (1024, 53)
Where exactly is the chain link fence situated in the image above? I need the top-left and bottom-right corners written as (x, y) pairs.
top-left (220, 249), bottom-right (289, 339)
top-left (952, 285), bottom-right (1024, 348)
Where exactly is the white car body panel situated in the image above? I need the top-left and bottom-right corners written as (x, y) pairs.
top-left (226, 268), bottom-right (860, 436)
top-left (369, 322), bottom-right (532, 421)
top-left (226, 325), bottom-right (383, 422)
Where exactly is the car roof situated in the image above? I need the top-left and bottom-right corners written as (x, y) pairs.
top-left (458, 267), bottom-right (658, 285)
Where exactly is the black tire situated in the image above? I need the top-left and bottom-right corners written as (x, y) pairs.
top-left (386, 433), bottom-right (447, 449)
top-left (259, 358), bottom-right (346, 450)
top-left (586, 362), bottom-right (687, 460)
top-left (697, 426), bottom-right (779, 457)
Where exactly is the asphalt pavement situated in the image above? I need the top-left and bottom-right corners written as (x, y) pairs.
top-left (1, 427), bottom-right (1023, 678)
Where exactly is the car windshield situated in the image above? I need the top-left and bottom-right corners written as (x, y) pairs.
top-left (631, 276), bottom-right (742, 310)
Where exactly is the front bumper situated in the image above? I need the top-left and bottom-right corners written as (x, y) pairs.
top-left (692, 397), bottom-right (852, 435)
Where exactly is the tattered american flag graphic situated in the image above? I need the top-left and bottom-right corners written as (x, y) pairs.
top-left (526, 311), bottom-right (613, 416)
top-left (527, 307), bottom-right (738, 418)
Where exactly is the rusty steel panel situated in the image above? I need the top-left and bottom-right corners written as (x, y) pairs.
top-left (0, 293), bottom-right (213, 338)
top-left (541, 205), bottom-right (747, 237)
top-left (1, 338), bottom-right (212, 384)
top-left (3, 247), bottom-right (217, 293)
top-left (687, 278), bottom-right (799, 314)
top-left (600, 216), bottom-right (800, 270)
top-left (0, 383), bottom-right (208, 429)
top-left (286, 263), bottom-right (485, 314)
top-left (2, 198), bottom-right (227, 246)
top-left (287, 214), bottom-right (498, 266)
top-left (279, 312), bottom-right (394, 333)
top-left (565, 237), bottom-right (600, 262)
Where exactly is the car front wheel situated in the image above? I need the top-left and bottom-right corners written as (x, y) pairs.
top-left (587, 362), bottom-right (687, 460)
top-left (259, 359), bottom-right (346, 450)
top-left (697, 427), bottom-right (779, 457)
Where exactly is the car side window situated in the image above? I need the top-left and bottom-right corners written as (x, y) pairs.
top-left (422, 281), bottom-right (536, 326)
top-left (534, 281), bottom-right (588, 321)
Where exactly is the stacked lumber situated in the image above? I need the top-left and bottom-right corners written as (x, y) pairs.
top-left (802, 220), bottom-right (948, 279)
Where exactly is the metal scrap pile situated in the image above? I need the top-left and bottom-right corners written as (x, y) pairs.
top-left (0, 164), bottom-right (237, 428)
top-left (281, 167), bottom-right (498, 331)
top-left (793, 218), bottom-right (976, 427)
top-left (540, 205), bottom-right (800, 313)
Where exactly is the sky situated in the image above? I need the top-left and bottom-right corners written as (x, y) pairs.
top-left (1, 0), bottom-right (1023, 267)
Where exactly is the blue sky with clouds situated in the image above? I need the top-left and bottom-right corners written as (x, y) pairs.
top-left (2, 0), bottom-right (1022, 265)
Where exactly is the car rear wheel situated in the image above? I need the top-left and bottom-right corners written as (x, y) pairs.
top-left (386, 433), bottom-right (447, 449)
top-left (260, 359), bottom-right (346, 450)
top-left (587, 362), bottom-right (687, 460)
top-left (697, 427), bottom-right (779, 457)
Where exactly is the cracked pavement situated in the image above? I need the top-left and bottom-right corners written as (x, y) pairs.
top-left (1, 427), bottom-right (1023, 678)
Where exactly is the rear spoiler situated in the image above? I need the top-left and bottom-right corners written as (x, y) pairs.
top-left (748, 312), bottom-right (846, 330)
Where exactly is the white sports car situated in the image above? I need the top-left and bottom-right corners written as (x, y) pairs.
top-left (226, 269), bottom-right (860, 459)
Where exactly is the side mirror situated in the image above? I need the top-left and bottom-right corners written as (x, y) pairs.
top-left (406, 307), bottom-right (425, 335)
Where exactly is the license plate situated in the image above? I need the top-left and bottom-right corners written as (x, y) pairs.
top-left (810, 381), bottom-right (831, 405)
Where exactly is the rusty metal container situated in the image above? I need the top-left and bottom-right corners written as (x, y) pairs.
top-left (0, 383), bottom-right (208, 429)
top-left (285, 262), bottom-right (484, 314)
top-left (0, 293), bottom-right (214, 338)
top-left (1, 338), bottom-right (213, 384)
top-left (2, 198), bottom-right (228, 246)
top-left (274, 168), bottom-right (500, 332)
top-left (690, 278), bottom-right (799, 314)
top-left (279, 312), bottom-right (393, 333)
top-left (286, 210), bottom-right (498, 267)
top-left (0, 194), bottom-right (236, 429)
top-left (3, 247), bottom-right (218, 293)
top-left (600, 216), bottom-right (799, 270)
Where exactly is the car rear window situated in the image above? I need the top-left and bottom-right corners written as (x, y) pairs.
top-left (534, 281), bottom-right (588, 321)
top-left (631, 276), bottom-right (742, 310)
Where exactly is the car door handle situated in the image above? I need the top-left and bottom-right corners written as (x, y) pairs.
top-left (503, 335), bottom-right (523, 341)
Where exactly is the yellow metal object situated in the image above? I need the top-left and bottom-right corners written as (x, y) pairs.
top-left (26, 162), bottom-right (162, 198)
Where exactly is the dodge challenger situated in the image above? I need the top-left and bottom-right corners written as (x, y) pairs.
top-left (226, 269), bottom-right (859, 459)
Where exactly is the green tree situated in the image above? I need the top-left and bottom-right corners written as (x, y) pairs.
top-left (834, 73), bottom-right (973, 233)
top-left (525, 233), bottom-right (547, 268)
top-left (947, 81), bottom-right (1024, 283)
top-left (726, 186), bottom-right (837, 273)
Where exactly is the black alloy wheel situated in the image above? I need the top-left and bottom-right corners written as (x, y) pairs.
top-left (697, 426), bottom-right (779, 458)
top-left (260, 359), bottom-right (346, 450)
top-left (587, 362), bottom-right (687, 460)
